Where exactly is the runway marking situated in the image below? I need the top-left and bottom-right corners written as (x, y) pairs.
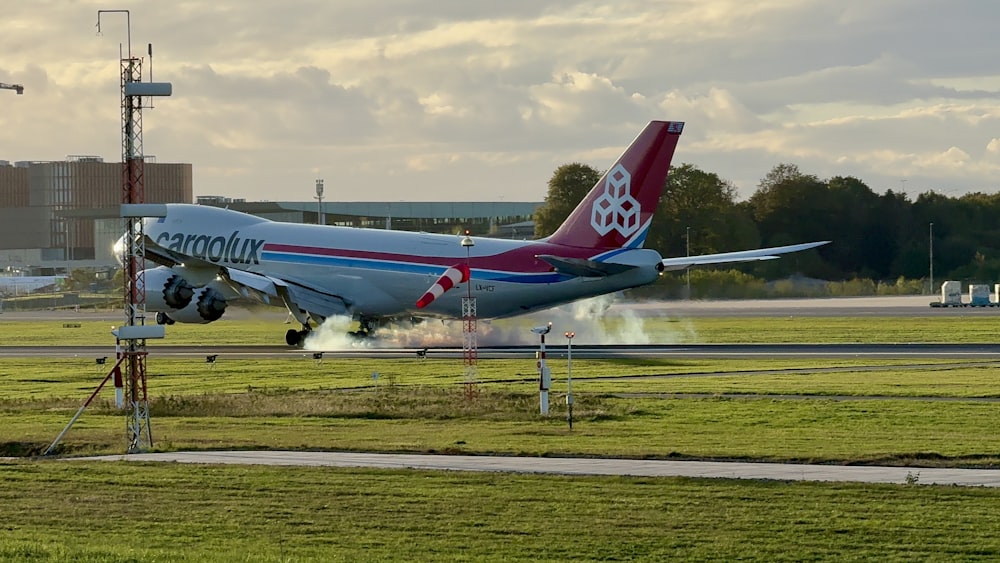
top-left (480, 360), bottom-right (1000, 386)
top-left (613, 392), bottom-right (1000, 403)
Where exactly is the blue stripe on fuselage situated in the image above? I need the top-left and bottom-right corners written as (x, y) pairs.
top-left (261, 251), bottom-right (569, 284)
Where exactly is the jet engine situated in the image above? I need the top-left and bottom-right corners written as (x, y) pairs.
top-left (141, 266), bottom-right (228, 324)
top-left (142, 266), bottom-right (196, 311)
top-left (158, 286), bottom-right (228, 324)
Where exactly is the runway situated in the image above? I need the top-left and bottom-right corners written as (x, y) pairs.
top-left (78, 451), bottom-right (1000, 487)
top-left (627, 294), bottom-right (991, 317)
top-left (0, 295), bottom-right (985, 322)
top-left (5, 342), bottom-right (1000, 360)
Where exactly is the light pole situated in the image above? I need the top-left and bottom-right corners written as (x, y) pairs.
top-left (564, 331), bottom-right (575, 430)
top-left (315, 179), bottom-right (325, 225)
top-left (685, 226), bottom-right (691, 299)
top-left (929, 222), bottom-right (934, 295)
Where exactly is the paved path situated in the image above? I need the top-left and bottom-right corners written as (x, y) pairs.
top-left (76, 451), bottom-right (1000, 487)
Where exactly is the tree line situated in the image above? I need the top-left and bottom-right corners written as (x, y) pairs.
top-left (534, 162), bottom-right (1000, 293)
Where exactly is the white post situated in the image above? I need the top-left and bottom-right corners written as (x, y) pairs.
top-left (533, 322), bottom-right (552, 415)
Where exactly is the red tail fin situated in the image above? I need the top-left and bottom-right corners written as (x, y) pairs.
top-left (546, 121), bottom-right (683, 249)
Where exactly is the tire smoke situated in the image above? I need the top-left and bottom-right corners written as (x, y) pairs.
top-left (302, 295), bottom-right (696, 350)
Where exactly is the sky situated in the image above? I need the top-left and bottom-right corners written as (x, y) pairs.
top-left (2, 0), bottom-right (1000, 203)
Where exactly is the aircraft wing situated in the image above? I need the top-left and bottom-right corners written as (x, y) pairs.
top-left (223, 269), bottom-right (350, 320)
top-left (141, 234), bottom-right (201, 269)
top-left (660, 241), bottom-right (830, 272)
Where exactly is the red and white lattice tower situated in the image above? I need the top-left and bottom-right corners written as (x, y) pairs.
top-left (120, 50), bottom-right (153, 452)
top-left (461, 233), bottom-right (478, 399)
top-left (99, 10), bottom-right (172, 452)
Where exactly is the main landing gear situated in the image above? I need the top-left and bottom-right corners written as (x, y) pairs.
top-left (283, 316), bottom-right (383, 346)
top-left (348, 316), bottom-right (379, 339)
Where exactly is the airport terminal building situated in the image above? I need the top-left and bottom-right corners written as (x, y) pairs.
top-left (196, 197), bottom-right (540, 240)
top-left (0, 159), bottom-right (541, 275)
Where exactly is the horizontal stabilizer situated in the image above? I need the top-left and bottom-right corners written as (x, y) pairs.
top-left (660, 241), bottom-right (830, 271)
top-left (536, 255), bottom-right (636, 277)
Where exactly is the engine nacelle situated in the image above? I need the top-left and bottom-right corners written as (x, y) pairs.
top-left (142, 266), bottom-right (196, 311)
top-left (157, 286), bottom-right (228, 324)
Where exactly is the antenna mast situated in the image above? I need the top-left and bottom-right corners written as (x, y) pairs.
top-left (98, 9), bottom-right (172, 452)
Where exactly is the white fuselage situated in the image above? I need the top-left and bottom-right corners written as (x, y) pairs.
top-left (145, 205), bottom-right (662, 320)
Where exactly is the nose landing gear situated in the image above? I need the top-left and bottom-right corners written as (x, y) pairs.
top-left (285, 327), bottom-right (311, 347)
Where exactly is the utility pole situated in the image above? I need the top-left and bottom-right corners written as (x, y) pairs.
top-left (685, 226), bottom-right (691, 299)
top-left (929, 222), bottom-right (934, 295)
top-left (315, 179), bottom-right (325, 225)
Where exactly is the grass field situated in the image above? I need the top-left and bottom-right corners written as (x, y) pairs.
top-left (6, 310), bottom-right (1000, 345)
top-left (4, 310), bottom-right (1000, 560)
top-left (3, 462), bottom-right (1000, 562)
top-left (3, 354), bottom-right (1000, 464)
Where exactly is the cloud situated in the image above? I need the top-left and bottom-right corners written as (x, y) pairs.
top-left (2, 1), bottom-right (1000, 201)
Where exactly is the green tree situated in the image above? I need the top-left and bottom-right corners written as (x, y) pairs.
top-left (757, 163), bottom-right (807, 193)
top-left (825, 176), bottom-right (883, 278)
top-left (749, 164), bottom-right (836, 243)
top-left (748, 164), bottom-right (835, 278)
top-left (912, 191), bottom-right (973, 280)
top-left (649, 163), bottom-right (756, 257)
top-left (66, 268), bottom-right (93, 291)
top-left (532, 163), bottom-right (602, 238)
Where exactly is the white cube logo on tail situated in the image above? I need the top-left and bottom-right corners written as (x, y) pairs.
top-left (590, 164), bottom-right (640, 237)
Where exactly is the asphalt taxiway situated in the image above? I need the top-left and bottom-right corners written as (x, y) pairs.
top-left (625, 294), bottom-right (980, 317)
top-left (6, 342), bottom-right (1000, 360)
top-left (78, 451), bottom-right (1000, 487)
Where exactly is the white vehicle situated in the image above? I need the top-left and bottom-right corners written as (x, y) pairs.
top-left (132, 121), bottom-right (828, 345)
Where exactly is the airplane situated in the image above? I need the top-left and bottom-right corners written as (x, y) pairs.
top-left (130, 120), bottom-right (829, 346)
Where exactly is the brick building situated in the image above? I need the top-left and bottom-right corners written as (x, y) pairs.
top-left (0, 156), bottom-right (192, 273)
